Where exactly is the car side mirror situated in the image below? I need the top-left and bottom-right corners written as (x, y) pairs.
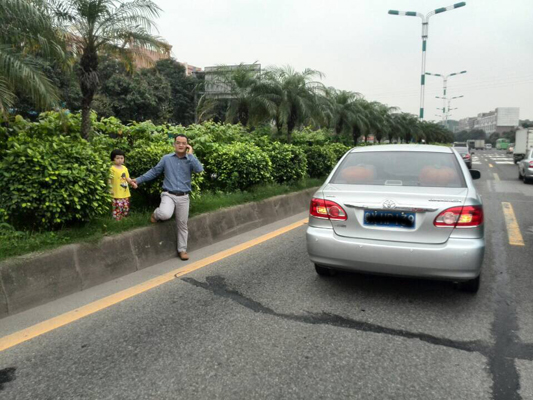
top-left (470, 169), bottom-right (481, 180)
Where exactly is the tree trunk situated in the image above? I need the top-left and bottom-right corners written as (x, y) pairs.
top-left (79, 45), bottom-right (99, 139)
top-left (352, 126), bottom-right (361, 146)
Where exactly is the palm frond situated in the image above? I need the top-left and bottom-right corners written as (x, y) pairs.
top-left (0, 45), bottom-right (60, 110)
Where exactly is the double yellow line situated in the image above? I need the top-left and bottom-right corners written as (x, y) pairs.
top-left (0, 218), bottom-right (308, 352)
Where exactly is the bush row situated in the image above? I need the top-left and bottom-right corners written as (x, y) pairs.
top-left (0, 112), bottom-right (350, 229)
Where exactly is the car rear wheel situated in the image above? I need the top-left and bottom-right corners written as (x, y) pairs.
top-left (315, 264), bottom-right (337, 277)
top-left (459, 275), bottom-right (480, 293)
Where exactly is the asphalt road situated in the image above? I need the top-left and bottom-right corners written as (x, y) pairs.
top-left (1, 149), bottom-right (532, 400)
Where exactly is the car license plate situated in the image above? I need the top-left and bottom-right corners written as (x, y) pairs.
top-left (363, 210), bottom-right (416, 229)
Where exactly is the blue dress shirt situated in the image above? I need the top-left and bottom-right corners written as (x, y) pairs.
top-left (136, 153), bottom-right (204, 193)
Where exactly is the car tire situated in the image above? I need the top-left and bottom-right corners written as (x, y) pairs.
top-left (460, 275), bottom-right (480, 293)
top-left (315, 264), bottom-right (337, 277)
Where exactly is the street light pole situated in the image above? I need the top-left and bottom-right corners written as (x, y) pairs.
top-left (388, 2), bottom-right (466, 120)
top-left (436, 95), bottom-right (464, 130)
top-left (426, 70), bottom-right (467, 122)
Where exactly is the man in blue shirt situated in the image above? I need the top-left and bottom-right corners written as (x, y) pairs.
top-left (133, 134), bottom-right (204, 260)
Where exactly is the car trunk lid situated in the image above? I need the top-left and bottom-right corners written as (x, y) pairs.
top-left (323, 184), bottom-right (468, 244)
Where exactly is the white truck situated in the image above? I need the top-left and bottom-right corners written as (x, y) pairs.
top-left (474, 139), bottom-right (485, 150)
top-left (513, 128), bottom-right (533, 163)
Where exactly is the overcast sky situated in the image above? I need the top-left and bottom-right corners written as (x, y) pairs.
top-left (154, 0), bottom-right (533, 122)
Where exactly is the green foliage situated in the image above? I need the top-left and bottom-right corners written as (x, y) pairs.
top-left (0, 133), bottom-right (110, 229)
top-left (261, 142), bottom-right (308, 184)
top-left (97, 63), bottom-right (172, 124)
top-left (205, 143), bottom-right (273, 191)
top-left (305, 145), bottom-right (339, 178)
top-left (328, 143), bottom-right (351, 162)
top-left (155, 59), bottom-right (198, 126)
top-left (182, 122), bottom-right (250, 160)
top-left (291, 127), bottom-right (333, 146)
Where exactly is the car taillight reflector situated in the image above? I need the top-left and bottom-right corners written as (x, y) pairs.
top-left (309, 198), bottom-right (347, 221)
top-left (434, 206), bottom-right (483, 228)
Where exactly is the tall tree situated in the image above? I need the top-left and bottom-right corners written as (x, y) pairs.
top-left (0, 0), bottom-right (66, 115)
top-left (48, 0), bottom-right (170, 137)
top-left (155, 59), bottom-right (197, 125)
top-left (262, 66), bottom-right (325, 142)
top-left (326, 89), bottom-right (362, 136)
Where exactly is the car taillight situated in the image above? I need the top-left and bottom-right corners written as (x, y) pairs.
top-left (464, 154), bottom-right (471, 159)
top-left (529, 161), bottom-right (533, 168)
top-left (309, 198), bottom-right (347, 221)
top-left (434, 206), bottom-right (483, 228)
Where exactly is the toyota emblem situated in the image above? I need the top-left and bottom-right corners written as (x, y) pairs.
top-left (383, 200), bottom-right (396, 209)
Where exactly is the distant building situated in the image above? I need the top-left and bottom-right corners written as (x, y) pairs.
top-left (473, 107), bottom-right (519, 134)
top-left (180, 62), bottom-right (202, 76)
top-left (458, 117), bottom-right (477, 132)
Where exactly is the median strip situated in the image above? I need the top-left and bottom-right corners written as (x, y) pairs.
top-left (0, 218), bottom-right (308, 352)
top-left (502, 202), bottom-right (525, 246)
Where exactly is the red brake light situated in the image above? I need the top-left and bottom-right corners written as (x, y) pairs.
top-left (529, 161), bottom-right (533, 168)
top-left (464, 154), bottom-right (471, 159)
top-left (434, 206), bottom-right (483, 228)
top-left (310, 198), bottom-right (347, 221)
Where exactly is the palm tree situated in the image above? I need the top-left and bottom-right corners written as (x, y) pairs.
top-left (220, 63), bottom-right (276, 128)
top-left (0, 0), bottom-right (66, 115)
top-left (262, 66), bottom-right (326, 142)
top-left (326, 89), bottom-right (362, 136)
top-left (48, 0), bottom-right (170, 138)
top-left (347, 98), bottom-right (370, 146)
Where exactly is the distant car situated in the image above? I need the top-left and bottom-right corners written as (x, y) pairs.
top-left (485, 144), bottom-right (492, 150)
top-left (455, 147), bottom-right (472, 169)
top-left (306, 144), bottom-right (484, 293)
top-left (518, 148), bottom-right (533, 184)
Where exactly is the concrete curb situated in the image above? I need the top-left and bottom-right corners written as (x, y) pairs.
top-left (0, 187), bottom-right (317, 318)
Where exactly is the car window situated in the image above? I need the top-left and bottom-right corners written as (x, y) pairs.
top-left (330, 151), bottom-right (466, 188)
top-left (456, 148), bottom-right (468, 155)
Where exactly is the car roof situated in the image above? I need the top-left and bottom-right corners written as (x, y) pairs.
top-left (349, 144), bottom-right (453, 154)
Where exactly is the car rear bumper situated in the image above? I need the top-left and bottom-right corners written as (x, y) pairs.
top-left (306, 226), bottom-right (484, 281)
top-left (525, 168), bottom-right (533, 178)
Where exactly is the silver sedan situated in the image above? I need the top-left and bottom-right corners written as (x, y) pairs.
top-left (518, 148), bottom-right (533, 183)
top-left (306, 144), bottom-right (485, 293)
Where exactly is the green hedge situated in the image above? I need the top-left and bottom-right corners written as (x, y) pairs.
top-left (0, 133), bottom-right (110, 229)
top-left (205, 143), bottom-right (273, 191)
top-left (0, 112), bottom-right (343, 230)
top-left (305, 143), bottom-right (350, 178)
top-left (261, 142), bottom-right (308, 184)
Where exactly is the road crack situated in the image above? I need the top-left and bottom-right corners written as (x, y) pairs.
top-left (182, 275), bottom-right (493, 356)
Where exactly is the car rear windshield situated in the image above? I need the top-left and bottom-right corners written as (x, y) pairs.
top-left (330, 151), bottom-right (466, 188)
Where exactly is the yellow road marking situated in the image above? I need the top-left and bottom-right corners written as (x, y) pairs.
top-left (493, 173), bottom-right (500, 181)
top-left (489, 163), bottom-right (494, 168)
top-left (502, 202), bottom-right (525, 246)
top-left (0, 218), bottom-right (308, 352)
